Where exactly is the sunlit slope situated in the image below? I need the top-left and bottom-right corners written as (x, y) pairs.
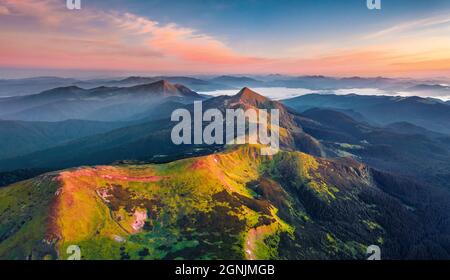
top-left (0, 173), bottom-right (60, 259)
top-left (0, 145), bottom-right (416, 259)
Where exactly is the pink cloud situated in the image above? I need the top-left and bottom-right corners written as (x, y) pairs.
top-left (0, 5), bottom-right (10, 15)
top-left (0, 0), bottom-right (265, 72)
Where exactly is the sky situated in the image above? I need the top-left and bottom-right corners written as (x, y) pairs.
top-left (0, 0), bottom-right (449, 78)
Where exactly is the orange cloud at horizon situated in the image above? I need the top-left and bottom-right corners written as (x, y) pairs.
top-left (0, 0), bottom-right (449, 78)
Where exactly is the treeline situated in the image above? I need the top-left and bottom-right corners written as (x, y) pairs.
top-left (0, 168), bottom-right (50, 187)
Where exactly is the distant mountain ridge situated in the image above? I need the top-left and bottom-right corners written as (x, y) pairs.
top-left (2, 75), bottom-right (448, 98)
top-left (0, 77), bottom-right (80, 97)
top-left (209, 75), bottom-right (265, 88)
top-left (0, 80), bottom-right (203, 122)
top-left (108, 76), bottom-right (234, 92)
top-left (401, 84), bottom-right (450, 100)
top-left (283, 94), bottom-right (450, 134)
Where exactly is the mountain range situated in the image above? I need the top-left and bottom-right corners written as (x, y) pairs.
top-left (283, 94), bottom-right (450, 134)
top-left (1, 75), bottom-right (448, 99)
top-left (1, 82), bottom-right (450, 260)
top-left (0, 80), bottom-right (202, 122)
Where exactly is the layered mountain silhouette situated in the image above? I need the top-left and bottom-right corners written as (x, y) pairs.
top-left (109, 76), bottom-right (233, 92)
top-left (3, 75), bottom-right (446, 98)
top-left (284, 94), bottom-right (450, 134)
top-left (209, 76), bottom-right (265, 88)
top-left (0, 80), bottom-right (203, 122)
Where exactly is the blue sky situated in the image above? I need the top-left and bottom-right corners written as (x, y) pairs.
top-left (88, 0), bottom-right (450, 55)
top-left (0, 0), bottom-right (449, 77)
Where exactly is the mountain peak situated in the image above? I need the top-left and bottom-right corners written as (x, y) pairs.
top-left (235, 87), bottom-right (268, 104)
top-left (227, 87), bottom-right (298, 131)
top-left (127, 80), bottom-right (199, 98)
top-left (51, 85), bottom-right (84, 91)
top-left (151, 79), bottom-right (173, 89)
top-left (130, 80), bottom-right (176, 92)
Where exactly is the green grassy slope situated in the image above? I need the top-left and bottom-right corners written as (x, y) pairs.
top-left (0, 145), bottom-right (433, 259)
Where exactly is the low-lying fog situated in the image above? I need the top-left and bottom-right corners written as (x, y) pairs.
top-left (200, 87), bottom-right (450, 101)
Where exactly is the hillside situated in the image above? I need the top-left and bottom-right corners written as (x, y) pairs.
top-left (296, 108), bottom-right (450, 183)
top-left (2, 145), bottom-right (445, 260)
top-left (0, 119), bottom-right (127, 160)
